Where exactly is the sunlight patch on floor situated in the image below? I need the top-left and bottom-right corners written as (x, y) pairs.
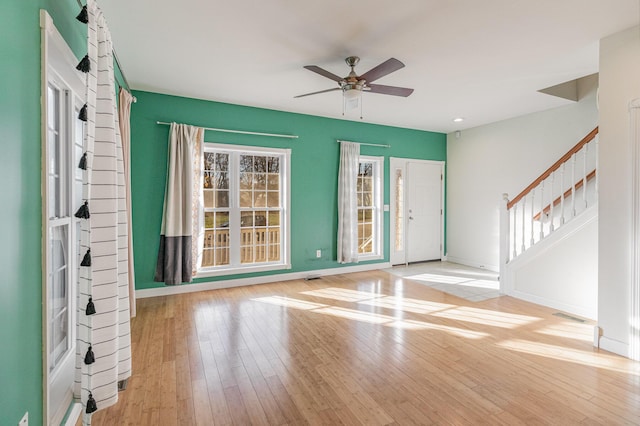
top-left (301, 287), bottom-right (382, 302)
top-left (386, 262), bottom-right (501, 301)
top-left (432, 306), bottom-right (540, 329)
top-left (360, 296), bottom-right (455, 314)
top-left (252, 294), bottom-right (488, 339)
top-left (497, 339), bottom-right (640, 375)
top-left (406, 273), bottom-right (472, 285)
top-left (387, 319), bottom-right (489, 338)
top-left (535, 323), bottom-right (593, 342)
top-left (253, 296), bottom-right (327, 310)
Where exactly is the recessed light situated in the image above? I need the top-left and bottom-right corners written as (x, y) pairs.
top-left (453, 117), bottom-right (464, 123)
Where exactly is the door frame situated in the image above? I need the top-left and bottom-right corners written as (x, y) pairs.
top-left (389, 157), bottom-right (445, 265)
top-left (41, 10), bottom-right (84, 425)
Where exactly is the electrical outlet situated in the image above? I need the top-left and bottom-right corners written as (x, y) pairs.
top-left (19, 412), bottom-right (28, 426)
top-left (316, 249), bottom-right (321, 258)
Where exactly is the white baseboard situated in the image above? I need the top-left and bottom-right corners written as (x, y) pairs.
top-left (599, 336), bottom-right (629, 358)
top-left (508, 289), bottom-right (596, 320)
top-left (64, 403), bottom-right (82, 426)
top-left (136, 262), bottom-right (392, 299)
top-left (444, 256), bottom-right (498, 273)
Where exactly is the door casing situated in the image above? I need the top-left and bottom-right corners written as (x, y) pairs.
top-left (389, 157), bottom-right (445, 265)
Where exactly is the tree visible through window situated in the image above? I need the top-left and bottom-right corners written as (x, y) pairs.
top-left (357, 156), bottom-right (383, 258)
top-left (203, 152), bottom-right (230, 267)
top-left (201, 144), bottom-right (290, 274)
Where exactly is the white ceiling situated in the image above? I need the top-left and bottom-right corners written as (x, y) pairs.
top-left (100, 0), bottom-right (639, 133)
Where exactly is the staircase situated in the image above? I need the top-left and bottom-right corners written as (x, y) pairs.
top-left (499, 127), bottom-right (599, 319)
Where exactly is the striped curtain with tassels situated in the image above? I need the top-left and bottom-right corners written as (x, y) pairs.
top-left (74, 0), bottom-right (132, 423)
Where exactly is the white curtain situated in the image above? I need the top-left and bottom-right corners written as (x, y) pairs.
top-left (154, 123), bottom-right (204, 284)
top-left (337, 141), bottom-right (360, 263)
top-left (75, 1), bottom-right (132, 423)
top-left (118, 88), bottom-right (136, 317)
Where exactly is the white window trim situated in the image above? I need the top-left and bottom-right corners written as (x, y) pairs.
top-left (41, 10), bottom-right (84, 426)
top-left (197, 143), bottom-right (291, 277)
top-left (358, 155), bottom-right (384, 261)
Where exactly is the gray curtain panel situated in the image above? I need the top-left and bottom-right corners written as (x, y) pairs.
top-left (155, 123), bottom-right (204, 285)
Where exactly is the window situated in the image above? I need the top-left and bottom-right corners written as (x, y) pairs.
top-left (42, 11), bottom-right (87, 424)
top-left (46, 77), bottom-right (84, 373)
top-left (357, 156), bottom-right (383, 259)
top-left (47, 76), bottom-right (85, 370)
top-left (394, 168), bottom-right (404, 251)
top-left (44, 61), bottom-right (85, 426)
top-left (199, 144), bottom-right (290, 276)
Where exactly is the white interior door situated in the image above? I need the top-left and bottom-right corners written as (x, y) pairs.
top-left (390, 158), bottom-right (443, 265)
top-left (407, 161), bottom-right (443, 263)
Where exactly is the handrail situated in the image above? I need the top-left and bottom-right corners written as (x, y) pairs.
top-left (532, 169), bottom-right (596, 221)
top-left (507, 127), bottom-right (599, 210)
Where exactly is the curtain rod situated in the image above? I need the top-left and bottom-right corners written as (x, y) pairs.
top-left (156, 121), bottom-right (299, 139)
top-left (76, 0), bottom-right (135, 101)
top-left (337, 139), bottom-right (390, 148)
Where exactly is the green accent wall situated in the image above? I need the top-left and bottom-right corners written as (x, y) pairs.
top-left (0, 0), bottom-right (441, 421)
top-left (131, 91), bottom-right (446, 289)
top-left (0, 1), bottom-right (126, 424)
top-left (0, 2), bottom-right (44, 424)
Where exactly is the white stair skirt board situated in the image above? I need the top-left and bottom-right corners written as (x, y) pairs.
top-left (136, 262), bottom-right (392, 298)
top-left (503, 204), bottom-right (598, 320)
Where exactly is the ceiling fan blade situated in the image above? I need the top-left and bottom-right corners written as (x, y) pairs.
top-left (303, 65), bottom-right (344, 83)
top-left (360, 58), bottom-right (405, 83)
top-left (294, 87), bottom-right (341, 98)
top-left (367, 84), bottom-right (414, 97)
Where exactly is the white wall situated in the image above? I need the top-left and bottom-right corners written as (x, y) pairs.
top-left (505, 208), bottom-right (598, 320)
top-left (446, 76), bottom-right (598, 271)
top-left (597, 25), bottom-right (640, 357)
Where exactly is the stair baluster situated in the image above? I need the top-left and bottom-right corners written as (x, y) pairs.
top-left (500, 127), bottom-right (599, 292)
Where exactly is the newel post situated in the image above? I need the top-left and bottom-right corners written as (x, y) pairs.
top-left (499, 193), bottom-right (510, 294)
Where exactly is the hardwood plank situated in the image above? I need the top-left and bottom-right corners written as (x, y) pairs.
top-left (88, 269), bottom-right (640, 425)
top-left (191, 379), bottom-right (214, 426)
top-left (264, 375), bottom-right (308, 425)
top-left (159, 361), bottom-right (178, 426)
top-left (223, 384), bottom-right (253, 425)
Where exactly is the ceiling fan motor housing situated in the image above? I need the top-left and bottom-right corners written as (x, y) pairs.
top-left (295, 56), bottom-right (413, 99)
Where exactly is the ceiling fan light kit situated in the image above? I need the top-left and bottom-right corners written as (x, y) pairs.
top-left (296, 56), bottom-right (414, 119)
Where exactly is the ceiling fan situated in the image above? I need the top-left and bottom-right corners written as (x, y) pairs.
top-left (295, 56), bottom-right (414, 100)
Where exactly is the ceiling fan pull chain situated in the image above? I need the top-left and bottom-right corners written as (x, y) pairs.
top-left (343, 92), bottom-right (346, 116)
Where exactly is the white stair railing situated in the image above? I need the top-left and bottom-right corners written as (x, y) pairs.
top-left (500, 128), bottom-right (599, 279)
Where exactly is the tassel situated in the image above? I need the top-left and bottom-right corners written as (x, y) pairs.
top-left (78, 152), bottom-right (87, 170)
top-left (76, 54), bottom-right (90, 73)
top-left (81, 249), bottom-right (91, 267)
top-left (86, 392), bottom-right (98, 413)
top-left (86, 297), bottom-right (96, 315)
top-left (76, 5), bottom-right (89, 24)
top-left (75, 201), bottom-right (90, 219)
top-left (78, 103), bottom-right (87, 121)
top-left (84, 345), bottom-right (95, 365)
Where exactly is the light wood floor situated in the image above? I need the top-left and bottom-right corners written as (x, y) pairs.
top-left (89, 270), bottom-right (640, 425)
